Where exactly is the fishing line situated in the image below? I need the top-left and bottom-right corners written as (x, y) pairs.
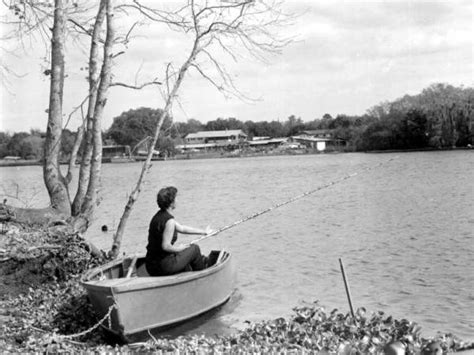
top-left (191, 156), bottom-right (399, 244)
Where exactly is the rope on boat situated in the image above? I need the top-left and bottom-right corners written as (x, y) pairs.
top-left (36, 304), bottom-right (117, 341)
top-left (191, 156), bottom-right (399, 244)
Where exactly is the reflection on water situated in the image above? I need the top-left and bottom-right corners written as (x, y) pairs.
top-left (1, 151), bottom-right (473, 340)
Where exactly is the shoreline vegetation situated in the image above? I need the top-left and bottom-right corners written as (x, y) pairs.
top-left (0, 146), bottom-right (472, 168)
top-left (1, 83), bottom-right (473, 170)
top-left (1, 226), bottom-right (473, 353)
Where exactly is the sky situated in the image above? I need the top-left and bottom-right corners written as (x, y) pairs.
top-left (0, 0), bottom-right (473, 133)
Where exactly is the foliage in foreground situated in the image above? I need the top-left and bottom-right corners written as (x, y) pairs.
top-left (2, 289), bottom-right (473, 354)
top-left (1, 227), bottom-right (473, 354)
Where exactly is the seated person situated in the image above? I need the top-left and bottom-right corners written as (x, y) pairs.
top-left (145, 186), bottom-right (212, 276)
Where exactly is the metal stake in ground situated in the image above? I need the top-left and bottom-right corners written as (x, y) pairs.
top-left (339, 258), bottom-right (355, 318)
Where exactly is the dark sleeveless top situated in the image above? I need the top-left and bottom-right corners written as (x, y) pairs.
top-left (145, 210), bottom-right (178, 261)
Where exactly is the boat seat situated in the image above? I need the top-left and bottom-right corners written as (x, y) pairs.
top-left (207, 250), bottom-right (224, 266)
top-left (134, 251), bottom-right (225, 278)
top-left (216, 250), bottom-right (225, 264)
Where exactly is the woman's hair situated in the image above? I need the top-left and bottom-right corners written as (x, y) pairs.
top-left (157, 186), bottom-right (178, 210)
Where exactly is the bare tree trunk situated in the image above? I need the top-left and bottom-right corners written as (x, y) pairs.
top-left (109, 44), bottom-right (198, 259)
top-left (81, 0), bottom-right (114, 217)
top-left (43, 0), bottom-right (70, 216)
top-left (72, 0), bottom-right (106, 216)
top-left (66, 120), bottom-right (84, 183)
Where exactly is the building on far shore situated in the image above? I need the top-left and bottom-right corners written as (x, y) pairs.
top-left (248, 137), bottom-right (288, 150)
top-left (184, 129), bottom-right (247, 144)
top-left (175, 129), bottom-right (346, 154)
top-left (290, 130), bottom-right (346, 151)
top-left (2, 156), bottom-right (21, 161)
top-left (176, 130), bottom-right (248, 152)
top-left (102, 144), bottom-right (134, 163)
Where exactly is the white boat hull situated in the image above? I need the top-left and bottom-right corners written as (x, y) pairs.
top-left (81, 250), bottom-right (235, 337)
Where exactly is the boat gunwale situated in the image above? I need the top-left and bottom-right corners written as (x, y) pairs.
top-left (81, 251), bottom-right (232, 293)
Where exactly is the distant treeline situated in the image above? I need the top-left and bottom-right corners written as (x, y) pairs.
top-left (1, 83), bottom-right (472, 160)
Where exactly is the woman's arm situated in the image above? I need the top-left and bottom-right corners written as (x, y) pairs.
top-left (175, 221), bottom-right (212, 235)
top-left (161, 219), bottom-right (188, 253)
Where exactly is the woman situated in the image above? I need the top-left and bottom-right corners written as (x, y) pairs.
top-left (145, 186), bottom-right (213, 276)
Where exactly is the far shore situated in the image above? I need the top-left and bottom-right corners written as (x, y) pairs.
top-left (0, 146), bottom-right (471, 168)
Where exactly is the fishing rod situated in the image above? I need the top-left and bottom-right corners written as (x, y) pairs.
top-left (191, 156), bottom-right (399, 244)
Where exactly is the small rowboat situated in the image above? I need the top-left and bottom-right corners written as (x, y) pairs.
top-left (81, 250), bottom-right (235, 339)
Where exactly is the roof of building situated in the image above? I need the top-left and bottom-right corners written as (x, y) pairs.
top-left (3, 156), bottom-right (21, 160)
top-left (175, 143), bottom-right (218, 149)
top-left (248, 138), bottom-right (288, 146)
top-left (185, 130), bottom-right (247, 139)
top-left (292, 135), bottom-right (334, 142)
top-left (251, 136), bottom-right (271, 141)
top-left (299, 130), bottom-right (334, 136)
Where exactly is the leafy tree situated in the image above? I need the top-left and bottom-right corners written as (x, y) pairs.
top-left (358, 121), bottom-right (395, 151)
top-left (0, 132), bottom-right (10, 144)
top-left (226, 117), bottom-right (246, 130)
top-left (330, 115), bottom-right (352, 129)
top-left (244, 120), bottom-right (285, 138)
top-left (157, 135), bottom-right (177, 157)
top-left (107, 108), bottom-right (168, 148)
top-left (306, 116), bottom-right (332, 130)
top-left (400, 109), bottom-right (429, 148)
top-left (6, 132), bottom-right (29, 156)
top-left (0, 132), bottom-right (11, 157)
top-left (20, 134), bottom-right (44, 159)
top-left (390, 83), bottom-right (473, 148)
top-left (330, 115), bottom-right (358, 145)
top-left (283, 115), bottom-right (304, 136)
top-left (267, 121), bottom-right (286, 137)
top-left (455, 108), bottom-right (472, 146)
top-left (0, 132), bottom-right (44, 159)
top-left (60, 129), bottom-right (76, 161)
top-left (361, 83), bottom-right (473, 149)
top-left (174, 119), bottom-right (204, 137)
top-left (204, 117), bottom-right (245, 131)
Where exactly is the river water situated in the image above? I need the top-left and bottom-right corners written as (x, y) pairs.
top-left (1, 151), bottom-right (473, 340)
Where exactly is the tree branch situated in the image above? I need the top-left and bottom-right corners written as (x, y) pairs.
top-left (110, 80), bottom-right (162, 90)
top-left (67, 18), bottom-right (92, 36)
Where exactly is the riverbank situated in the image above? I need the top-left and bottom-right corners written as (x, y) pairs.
top-left (1, 146), bottom-right (472, 168)
top-left (0, 159), bottom-right (42, 167)
top-left (0, 149), bottom-right (319, 167)
top-left (1, 224), bottom-right (473, 354)
top-left (367, 146), bottom-right (473, 154)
